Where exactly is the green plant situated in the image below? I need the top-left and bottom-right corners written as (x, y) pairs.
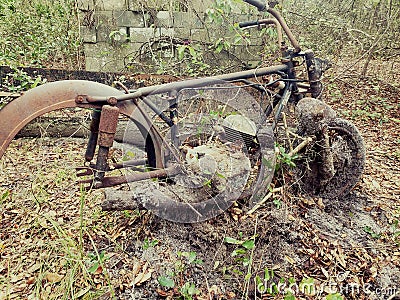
top-left (275, 143), bottom-right (298, 170)
top-left (299, 277), bottom-right (315, 295)
top-left (0, 0), bottom-right (82, 68)
top-left (158, 275), bottom-right (175, 288)
top-left (143, 238), bottom-right (159, 250)
top-left (158, 251), bottom-right (202, 298)
top-left (4, 68), bottom-right (46, 92)
top-left (391, 220), bottom-right (400, 242)
top-left (86, 250), bottom-right (109, 274)
top-left (273, 198), bottom-right (282, 209)
top-left (178, 251), bottom-right (203, 265)
top-left (179, 282), bottom-right (200, 300)
top-left (255, 268), bottom-right (278, 296)
top-left (326, 293), bottom-right (344, 300)
top-left (224, 235), bottom-right (255, 268)
top-left (363, 226), bottom-right (381, 239)
top-left (1, 190), bottom-right (10, 204)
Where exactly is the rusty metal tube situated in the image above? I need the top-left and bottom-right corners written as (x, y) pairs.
top-left (85, 110), bottom-right (101, 161)
top-left (80, 165), bottom-right (182, 188)
top-left (86, 64), bottom-right (289, 102)
top-left (257, 19), bottom-right (284, 52)
top-left (267, 8), bottom-right (301, 53)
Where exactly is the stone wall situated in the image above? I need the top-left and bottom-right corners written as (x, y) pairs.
top-left (78, 0), bottom-right (265, 73)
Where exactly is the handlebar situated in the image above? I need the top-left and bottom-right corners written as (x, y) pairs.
top-left (238, 20), bottom-right (259, 28)
top-left (240, 1), bottom-right (301, 53)
top-left (243, 0), bottom-right (268, 11)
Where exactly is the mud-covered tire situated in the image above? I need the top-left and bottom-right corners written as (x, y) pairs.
top-left (297, 117), bottom-right (366, 198)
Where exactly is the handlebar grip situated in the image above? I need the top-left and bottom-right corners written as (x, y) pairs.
top-left (243, 0), bottom-right (268, 11)
top-left (238, 20), bottom-right (259, 28)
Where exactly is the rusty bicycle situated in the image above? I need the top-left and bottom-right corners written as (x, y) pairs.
top-left (0, 0), bottom-right (365, 223)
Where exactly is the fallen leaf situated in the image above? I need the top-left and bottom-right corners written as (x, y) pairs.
top-left (45, 272), bottom-right (64, 283)
top-left (321, 267), bottom-right (330, 280)
top-left (133, 270), bottom-right (152, 286)
top-left (284, 255), bottom-right (295, 264)
top-left (26, 277), bottom-right (36, 285)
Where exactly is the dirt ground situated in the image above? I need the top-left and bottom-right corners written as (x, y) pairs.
top-left (0, 62), bottom-right (399, 300)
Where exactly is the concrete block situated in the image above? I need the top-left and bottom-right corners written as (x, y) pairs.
top-left (190, 29), bottom-right (209, 42)
top-left (173, 11), bottom-right (204, 29)
top-left (159, 28), bottom-right (175, 38)
top-left (128, 27), bottom-right (157, 43)
top-left (115, 10), bottom-right (146, 27)
top-left (191, 0), bottom-right (213, 13)
top-left (77, 0), bottom-right (95, 10)
top-left (81, 26), bottom-right (97, 43)
top-left (174, 27), bottom-right (191, 40)
top-left (84, 42), bottom-right (144, 72)
top-left (84, 43), bottom-right (126, 72)
top-left (156, 11), bottom-right (173, 28)
top-left (94, 0), bottom-right (127, 11)
top-left (129, 0), bottom-right (169, 10)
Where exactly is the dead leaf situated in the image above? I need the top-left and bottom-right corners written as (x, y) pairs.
top-left (26, 277), bottom-right (36, 285)
top-left (370, 266), bottom-right (378, 278)
top-left (45, 272), bottom-right (64, 283)
top-left (321, 267), bottom-right (330, 280)
top-left (284, 255), bottom-right (295, 264)
top-left (133, 270), bottom-right (152, 286)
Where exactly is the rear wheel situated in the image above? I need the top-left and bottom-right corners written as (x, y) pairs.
top-left (123, 83), bottom-right (276, 222)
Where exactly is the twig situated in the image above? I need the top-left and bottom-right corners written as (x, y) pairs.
top-left (288, 136), bottom-right (313, 157)
top-left (246, 187), bottom-right (283, 215)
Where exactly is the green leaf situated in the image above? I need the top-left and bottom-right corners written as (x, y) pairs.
top-left (87, 262), bottom-right (99, 274)
top-left (326, 293), bottom-right (344, 300)
top-left (224, 236), bottom-right (243, 245)
top-left (284, 292), bottom-right (296, 300)
top-left (188, 46), bottom-right (197, 58)
top-left (1, 190), bottom-right (9, 201)
top-left (242, 239), bottom-right (255, 250)
top-left (158, 276), bottom-right (175, 288)
top-left (30, 76), bottom-right (42, 89)
top-left (177, 45), bottom-right (186, 60)
top-left (231, 248), bottom-right (246, 256)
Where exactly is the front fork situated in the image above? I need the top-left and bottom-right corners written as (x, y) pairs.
top-left (84, 105), bottom-right (120, 187)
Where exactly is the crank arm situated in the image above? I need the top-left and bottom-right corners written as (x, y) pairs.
top-left (77, 165), bottom-right (182, 190)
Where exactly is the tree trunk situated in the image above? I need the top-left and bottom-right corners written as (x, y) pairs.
top-left (16, 117), bottom-right (145, 146)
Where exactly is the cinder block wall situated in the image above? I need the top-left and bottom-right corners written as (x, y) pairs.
top-left (78, 0), bottom-right (264, 73)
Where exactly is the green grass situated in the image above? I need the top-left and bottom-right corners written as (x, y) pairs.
top-left (0, 0), bottom-right (82, 69)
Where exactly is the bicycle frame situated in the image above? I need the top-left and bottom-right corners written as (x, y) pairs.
top-left (0, 3), bottom-right (326, 204)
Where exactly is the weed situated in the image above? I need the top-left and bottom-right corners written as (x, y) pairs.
top-left (391, 220), bottom-right (400, 242)
top-left (363, 226), bottom-right (381, 239)
top-left (1, 190), bottom-right (10, 204)
top-left (180, 282), bottom-right (200, 300)
top-left (0, 0), bottom-right (82, 68)
top-left (158, 275), bottom-right (175, 288)
top-left (158, 251), bottom-right (202, 299)
top-left (275, 143), bottom-right (298, 170)
top-left (86, 250), bottom-right (109, 274)
top-left (3, 67), bottom-right (46, 92)
top-left (326, 293), bottom-right (344, 300)
top-left (143, 238), bottom-right (159, 250)
top-left (273, 198), bottom-right (282, 209)
top-left (178, 251), bottom-right (203, 265)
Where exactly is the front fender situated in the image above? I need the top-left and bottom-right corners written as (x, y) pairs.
top-left (0, 80), bottom-right (161, 164)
